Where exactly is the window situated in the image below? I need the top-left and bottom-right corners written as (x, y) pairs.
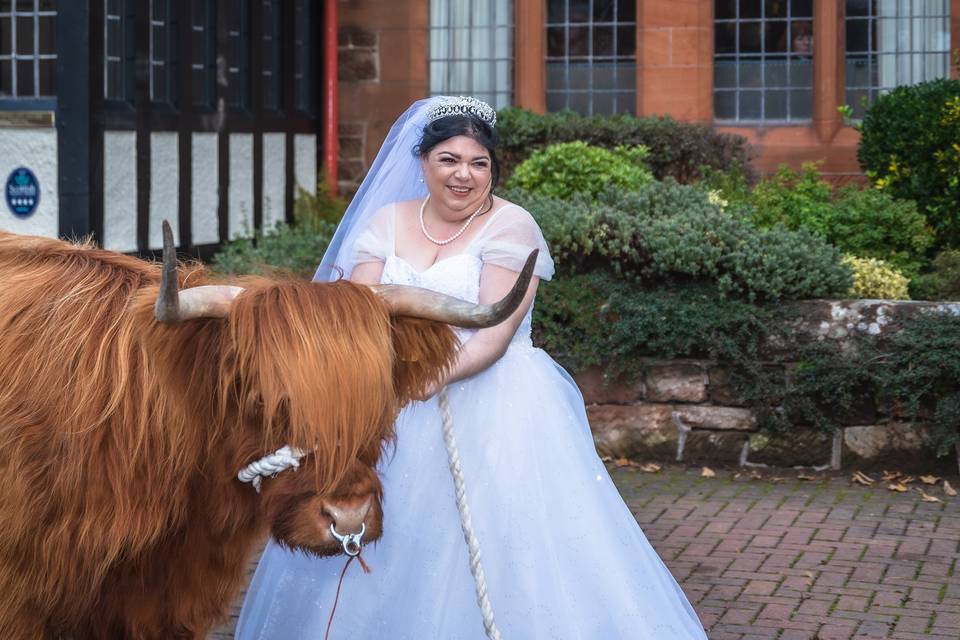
top-left (149, 0), bottom-right (177, 105)
top-left (261, 0), bottom-right (281, 111)
top-left (429, 0), bottom-right (513, 110)
top-left (104, 0), bottom-right (134, 102)
top-left (191, 0), bottom-right (215, 108)
top-left (0, 0), bottom-right (57, 99)
top-left (226, 0), bottom-right (250, 109)
top-left (545, 0), bottom-right (635, 115)
top-left (293, 0), bottom-right (312, 114)
top-left (845, 0), bottom-right (952, 119)
top-left (714, 0), bottom-right (813, 122)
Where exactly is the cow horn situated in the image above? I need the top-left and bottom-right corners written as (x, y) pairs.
top-left (155, 220), bottom-right (243, 324)
top-left (370, 249), bottom-right (539, 328)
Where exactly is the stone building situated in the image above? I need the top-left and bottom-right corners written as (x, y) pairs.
top-left (337, 0), bottom-right (959, 191)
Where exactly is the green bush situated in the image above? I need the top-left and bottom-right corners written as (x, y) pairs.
top-left (858, 78), bottom-right (960, 247)
top-left (496, 107), bottom-right (755, 184)
top-left (506, 141), bottom-right (652, 200)
top-left (742, 164), bottom-right (933, 277)
top-left (507, 181), bottom-right (851, 302)
top-left (842, 255), bottom-right (910, 300)
top-left (911, 249), bottom-right (960, 300)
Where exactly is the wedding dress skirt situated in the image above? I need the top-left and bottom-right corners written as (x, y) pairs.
top-left (234, 250), bottom-right (707, 639)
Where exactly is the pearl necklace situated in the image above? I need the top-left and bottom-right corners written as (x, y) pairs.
top-left (419, 194), bottom-right (485, 246)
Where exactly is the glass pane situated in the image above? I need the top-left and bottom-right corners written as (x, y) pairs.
top-left (765, 22), bottom-right (787, 53)
top-left (740, 22), bottom-right (762, 53)
top-left (593, 0), bottom-right (614, 22)
top-left (592, 91), bottom-right (614, 114)
top-left (38, 15), bottom-right (54, 54)
top-left (788, 59), bottom-right (813, 87)
top-left (567, 62), bottom-right (591, 90)
top-left (615, 91), bottom-right (634, 114)
top-left (1, 15), bottom-right (11, 55)
top-left (740, 60), bottom-right (762, 87)
top-left (16, 16), bottom-right (31, 55)
top-left (715, 0), bottom-right (737, 20)
top-left (714, 59), bottom-right (737, 87)
top-left (845, 54), bottom-right (875, 88)
top-left (546, 91), bottom-right (567, 112)
top-left (765, 0), bottom-right (787, 18)
top-left (764, 60), bottom-right (788, 86)
top-left (16, 58), bottom-right (32, 96)
top-left (740, 0), bottom-right (762, 18)
top-left (765, 89), bottom-right (787, 119)
top-left (568, 26), bottom-right (588, 57)
top-left (0, 60), bottom-right (10, 97)
top-left (592, 63), bottom-right (615, 90)
top-left (714, 90), bottom-right (736, 119)
top-left (846, 88), bottom-right (869, 118)
top-left (547, 26), bottom-right (565, 57)
top-left (568, 0), bottom-right (589, 23)
top-left (617, 0), bottom-right (635, 23)
top-left (846, 0), bottom-right (871, 17)
top-left (593, 26), bottom-right (613, 56)
top-left (740, 90), bottom-right (762, 118)
top-left (846, 19), bottom-right (869, 53)
top-left (790, 89), bottom-right (812, 119)
top-left (568, 91), bottom-right (590, 115)
top-left (791, 0), bottom-right (813, 17)
top-left (546, 0), bottom-right (566, 23)
top-left (38, 58), bottom-right (54, 96)
top-left (546, 62), bottom-right (566, 90)
top-left (715, 23), bottom-right (736, 54)
top-left (617, 25), bottom-right (634, 57)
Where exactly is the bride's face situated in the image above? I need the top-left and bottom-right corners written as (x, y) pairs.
top-left (421, 135), bottom-right (492, 220)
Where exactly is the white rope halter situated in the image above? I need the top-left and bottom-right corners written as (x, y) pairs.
top-left (438, 387), bottom-right (503, 640)
top-left (237, 445), bottom-right (307, 492)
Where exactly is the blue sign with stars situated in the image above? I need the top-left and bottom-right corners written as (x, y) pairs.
top-left (6, 167), bottom-right (40, 218)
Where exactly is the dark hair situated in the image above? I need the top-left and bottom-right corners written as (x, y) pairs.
top-left (415, 115), bottom-right (501, 187)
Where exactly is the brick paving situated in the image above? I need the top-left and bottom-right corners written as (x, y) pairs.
top-left (212, 465), bottom-right (960, 639)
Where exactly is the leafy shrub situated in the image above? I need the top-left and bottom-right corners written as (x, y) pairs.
top-left (858, 78), bottom-right (960, 247)
top-left (506, 142), bottom-right (652, 200)
top-left (507, 181), bottom-right (851, 302)
top-left (496, 107), bottom-right (755, 184)
top-left (743, 164), bottom-right (933, 276)
top-left (911, 249), bottom-right (960, 301)
top-left (842, 255), bottom-right (910, 300)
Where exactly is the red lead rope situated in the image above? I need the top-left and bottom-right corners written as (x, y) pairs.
top-left (324, 552), bottom-right (371, 640)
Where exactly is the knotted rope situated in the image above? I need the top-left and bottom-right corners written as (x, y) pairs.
top-left (236, 445), bottom-right (306, 492)
top-left (438, 387), bottom-right (503, 640)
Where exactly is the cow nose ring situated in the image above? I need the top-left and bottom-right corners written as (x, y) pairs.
top-left (330, 522), bottom-right (366, 557)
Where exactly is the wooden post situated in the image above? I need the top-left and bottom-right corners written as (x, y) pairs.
top-left (514, 0), bottom-right (545, 113)
top-left (812, 0), bottom-right (844, 143)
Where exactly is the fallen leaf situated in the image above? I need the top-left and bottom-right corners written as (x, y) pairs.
top-left (701, 467), bottom-right (716, 478)
top-left (600, 455), bottom-right (613, 463)
top-left (888, 482), bottom-right (908, 492)
top-left (920, 475), bottom-right (939, 485)
top-left (613, 457), bottom-right (631, 468)
top-left (900, 475), bottom-right (915, 484)
top-left (639, 463), bottom-right (662, 473)
top-left (920, 491), bottom-right (943, 503)
top-left (733, 472), bottom-right (742, 479)
top-left (882, 470), bottom-right (901, 481)
top-left (797, 473), bottom-right (816, 481)
top-left (945, 480), bottom-right (957, 497)
top-left (852, 471), bottom-right (874, 486)
top-left (770, 476), bottom-right (784, 483)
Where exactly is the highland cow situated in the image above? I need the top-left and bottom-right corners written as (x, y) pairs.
top-left (0, 222), bottom-right (533, 639)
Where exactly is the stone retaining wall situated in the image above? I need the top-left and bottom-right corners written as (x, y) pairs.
top-left (576, 299), bottom-right (960, 470)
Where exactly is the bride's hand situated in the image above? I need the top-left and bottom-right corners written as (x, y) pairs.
top-left (414, 378), bottom-right (444, 402)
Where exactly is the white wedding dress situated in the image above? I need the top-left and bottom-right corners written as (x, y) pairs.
top-left (234, 204), bottom-right (707, 639)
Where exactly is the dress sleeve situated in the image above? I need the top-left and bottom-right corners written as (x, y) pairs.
top-left (477, 205), bottom-right (555, 281)
top-left (352, 204), bottom-right (395, 265)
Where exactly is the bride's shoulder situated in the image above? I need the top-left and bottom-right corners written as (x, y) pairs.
top-left (487, 198), bottom-right (540, 231)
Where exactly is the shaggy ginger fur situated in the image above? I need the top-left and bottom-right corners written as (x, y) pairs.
top-left (0, 232), bottom-right (456, 639)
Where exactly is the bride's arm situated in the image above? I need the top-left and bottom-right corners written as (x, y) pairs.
top-left (351, 261), bottom-right (385, 285)
top-left (419, 263), bottom-right (539, 399)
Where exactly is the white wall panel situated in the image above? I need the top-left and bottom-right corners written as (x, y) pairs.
top-left (102, 130), bottom-right (138, 252)
top-left (149, 132), bottom-right (179, 250)
top-left (191, 132), bottom-right (220, 245)
top-left (229, 133), bottom-right (254, 239)
top-left (0, 128), bottom-right (59, 239)
top-left (294, 133), bottom-right (317, 195)
top-left (262, 133), bottom-right (286, 232)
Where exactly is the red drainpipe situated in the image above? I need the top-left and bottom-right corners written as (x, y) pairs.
top-left (323, 0), bottom-right (339, 196)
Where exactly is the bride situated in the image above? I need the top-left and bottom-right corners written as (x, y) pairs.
top-left (234, 96), bottom-right (707, 639)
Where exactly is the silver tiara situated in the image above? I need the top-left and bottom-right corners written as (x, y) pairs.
top-left (425, 96), bottom-right (497, 127)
